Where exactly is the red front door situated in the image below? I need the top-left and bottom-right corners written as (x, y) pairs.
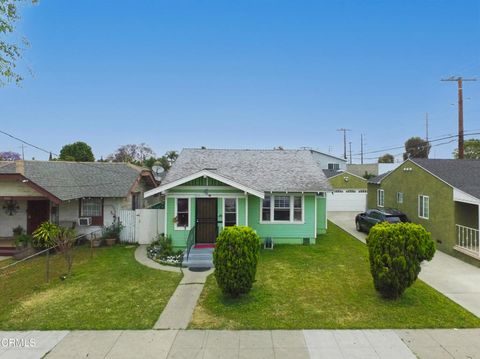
top-left (27, 200), bottom-right (50, 234)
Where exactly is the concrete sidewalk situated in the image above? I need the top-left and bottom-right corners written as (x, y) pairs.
top-left (3, 329), bottom-right (480, 359)
top-left (328, 211), bottom-right (480, 318)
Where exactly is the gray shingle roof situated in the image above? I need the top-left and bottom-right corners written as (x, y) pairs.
top-left (368, 171), bottom-right (391, 184)
top-left (0, 161), bottom-right (149, 200)
top-left (322, 169), bottom-right (342, 179)
top-left (411, 158), bottom-right (480, 200)
top-left (163, 149), bottom-right (331, 193)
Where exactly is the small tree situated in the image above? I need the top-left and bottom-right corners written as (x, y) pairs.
top-left (453, 139), bottom-right (480, 159)
top-left (32, 221), bottom-right (77, 275)
top-left (366, 222), bottom-right (435, 299)
top-left (59, 142), bottom-right (95, 162)
top-left (213, 226), bottom-right (261, 297)
top-left (378, 153), bottom-right (394, 163)
top-left (0, 151), bottom-right (21, 161)
top-left (403, 137), bottom-right (430, 160)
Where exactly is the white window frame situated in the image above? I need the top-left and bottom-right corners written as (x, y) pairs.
top-left (328, 163), bottom-right (340, 170)
top-left (396, 192), bottom-right (404, 204)
top-left (377, 189), bottom-right (384, 207)
top-left (260, 194), bottom-right (304, 224)
top-left (223, 197), bottom-right (238, 227)
top-left (418, 195), bottom-right (429, 219)
top-left (174, 197), bottom-right (190, 230)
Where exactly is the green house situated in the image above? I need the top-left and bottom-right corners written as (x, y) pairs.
top-left (144, 149), bottom-right (331, 249)
top-left (367, 158), bottom-right (480, 265)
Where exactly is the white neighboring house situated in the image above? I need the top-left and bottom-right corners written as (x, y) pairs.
top-left (310, 150), bottom-right (347, 171)
top-left (0, 160), bottom-right (157, 254)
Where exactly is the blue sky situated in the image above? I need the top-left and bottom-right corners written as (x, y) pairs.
top-left (1, 0), bottom-right (479, 162)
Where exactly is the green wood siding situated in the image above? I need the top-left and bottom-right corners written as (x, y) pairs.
top-left (317, 196), bottom-right (327, 234)
top-left (329, 173), bottom-right (367, 189)
top-left (247, 194), bottom-right (317, 244)
top-left (367, 160), bottom-right (479, 265)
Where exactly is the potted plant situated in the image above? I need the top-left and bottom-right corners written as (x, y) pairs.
top-left (91, 234), bottom-right (102, 248)
top-left (102, 219), bottom-right (124, 246)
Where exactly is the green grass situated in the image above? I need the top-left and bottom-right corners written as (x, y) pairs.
top-left (0, 245), bottom-right (181, 330)
top-left (190, 223), bottom-right (480, 329)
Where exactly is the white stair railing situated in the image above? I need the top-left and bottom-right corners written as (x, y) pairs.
top-left (456, 224), bottom-right (480, 257)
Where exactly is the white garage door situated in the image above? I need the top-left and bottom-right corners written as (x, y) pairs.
top-left (327, 189), bottom-right (367, 212)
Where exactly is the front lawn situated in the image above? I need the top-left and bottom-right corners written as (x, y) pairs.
top-left (0, 246), bottom-right (181, 330)
top-left (190, 223), bottom-right (480, 329)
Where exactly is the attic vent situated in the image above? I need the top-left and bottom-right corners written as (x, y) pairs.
top-left (303, 238), bottom-right (310, 245)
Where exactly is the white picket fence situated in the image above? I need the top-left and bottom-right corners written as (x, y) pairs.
top-left (118, 209), bottom-right (165, 244)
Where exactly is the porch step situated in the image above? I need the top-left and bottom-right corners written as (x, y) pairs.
top-left (182, 247), bottom-right (214, 269)
top-left (0, 247), bottom-right (15, 256)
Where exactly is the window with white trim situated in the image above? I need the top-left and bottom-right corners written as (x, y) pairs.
top-left (224, 198), bottom-right (236, 227)
top-left (377, 189), bottom-right (384, 207)
top-left (274, 196), bottom-right (290, 221)
top-left (418, 195), bottom-right (429, 219)
top-left (176, 198), bottom-right (189, 228)
top-left (81, 198), bottom-right (102, 217)
top-left (262, 195), bottom-right (303, 222)
top-left (328, 163), bottom-right (340, 170)
top-left (293, 196), bottom-right (302, 222)
top-left (396, 192), bottom-right (404, 204)
top-left (262, 195), bottom-right (271, 221)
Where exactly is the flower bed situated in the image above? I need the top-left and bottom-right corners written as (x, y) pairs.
top-left (147, 235), bottom-right (184, 267)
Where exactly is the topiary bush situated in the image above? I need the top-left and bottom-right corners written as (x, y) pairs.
top-left (213, 226), bottom-right (261, 297)
top-left (366, 222), bottom-right (435, 299)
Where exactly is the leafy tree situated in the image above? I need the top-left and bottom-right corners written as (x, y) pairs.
top-left (213, 226), bottom-right (261, 297)
top-left (107, 143), bottom-right (155, 164)
top-left (362, 171), bottom-right (375, 180)
top-left (366, 222), bottom-right (435, 299)
top-left (453, 139), bottom-right (480, 159)
top-left (59, 142), bottom-right (95, 162)
top-left (0, 151), bottom-right (21, 160)
top-left (403, 137), bottom-right (430, 160)
top-left (378, 153), bottom-right (394, 163)
top-left (0, 0), bottom-right (37, 86)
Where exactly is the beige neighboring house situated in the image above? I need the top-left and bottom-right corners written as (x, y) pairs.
top-left (0, 160), bottom-right (157, 256)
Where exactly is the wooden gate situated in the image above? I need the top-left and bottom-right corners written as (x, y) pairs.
top-left (118, 209), bottom-right (165, 244)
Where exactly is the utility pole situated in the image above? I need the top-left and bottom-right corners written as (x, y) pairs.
top-left (21, 144), bottom-right (25, 160)
top-left (360, 134), bottom-right (364, 164)
top-left (441, 76), bottom-right (477, 159)
top-left (425, 112), bottom-right (429, 142)
top-left (337, 128), bottom-right (351, 160)
top-left (348, 141), bottom-right (352, 164)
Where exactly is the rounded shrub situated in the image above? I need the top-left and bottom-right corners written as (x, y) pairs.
top-left (213, 226), bottom-right (261, 297)
top-left (366, 222), bottom-right (435, 299)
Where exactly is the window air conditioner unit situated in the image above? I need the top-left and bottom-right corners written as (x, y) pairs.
top-left (78, 217), bottom-right (92, 226)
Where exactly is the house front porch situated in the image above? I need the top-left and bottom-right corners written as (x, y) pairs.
top-left (454, 201), bottom-right (480, 260)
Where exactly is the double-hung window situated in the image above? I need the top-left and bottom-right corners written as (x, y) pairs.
top-left (418, 195), bottom-right (429, 219)
top-left (274, 196), bottom-right (290, 221)
top-left (262, 195), bottom-right (271, 221)
top-left (377, 189), bottom-right (384, 207)
top-left (328, 163), bottom-right (340, 170)
top-left (80, 198), bottom-right (103, 225)
top-left (262, 195), bottom-right (303, 223)
top-left (176, 198), bottom-right (189, 228)
top-left (224, 198), bottom-right (237, 227)
top-left (396, 192), bottom-right (404, 204)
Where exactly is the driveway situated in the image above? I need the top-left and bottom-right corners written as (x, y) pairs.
top-left (328, 211), bottom-right (480, 318)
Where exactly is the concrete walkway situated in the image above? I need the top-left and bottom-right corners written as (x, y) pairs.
top-left (3, 329), bottom-right (480, 359)
top-left (328, 211), bottom-right (480, 318)
top-left (154, 268), bottom-right (213, 329)
top-left (134, 245), bottom-right (181, 273)
top-left (134, 244), bottom-right (214, 329)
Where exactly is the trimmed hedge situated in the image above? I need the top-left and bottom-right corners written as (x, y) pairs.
top-left (366, 222), bottom-right (435, 299)
top-left (213, 226), bottom-right (261, 297)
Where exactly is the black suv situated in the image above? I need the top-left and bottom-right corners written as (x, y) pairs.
top-left (355, 208), bottom-right (410, 233)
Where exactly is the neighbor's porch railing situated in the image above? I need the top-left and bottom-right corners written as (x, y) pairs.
top-left (455, 224), bottom-right (480, 258)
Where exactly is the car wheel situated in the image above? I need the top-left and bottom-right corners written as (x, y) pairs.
top-left (356, 221), bottom-right (362, 232)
